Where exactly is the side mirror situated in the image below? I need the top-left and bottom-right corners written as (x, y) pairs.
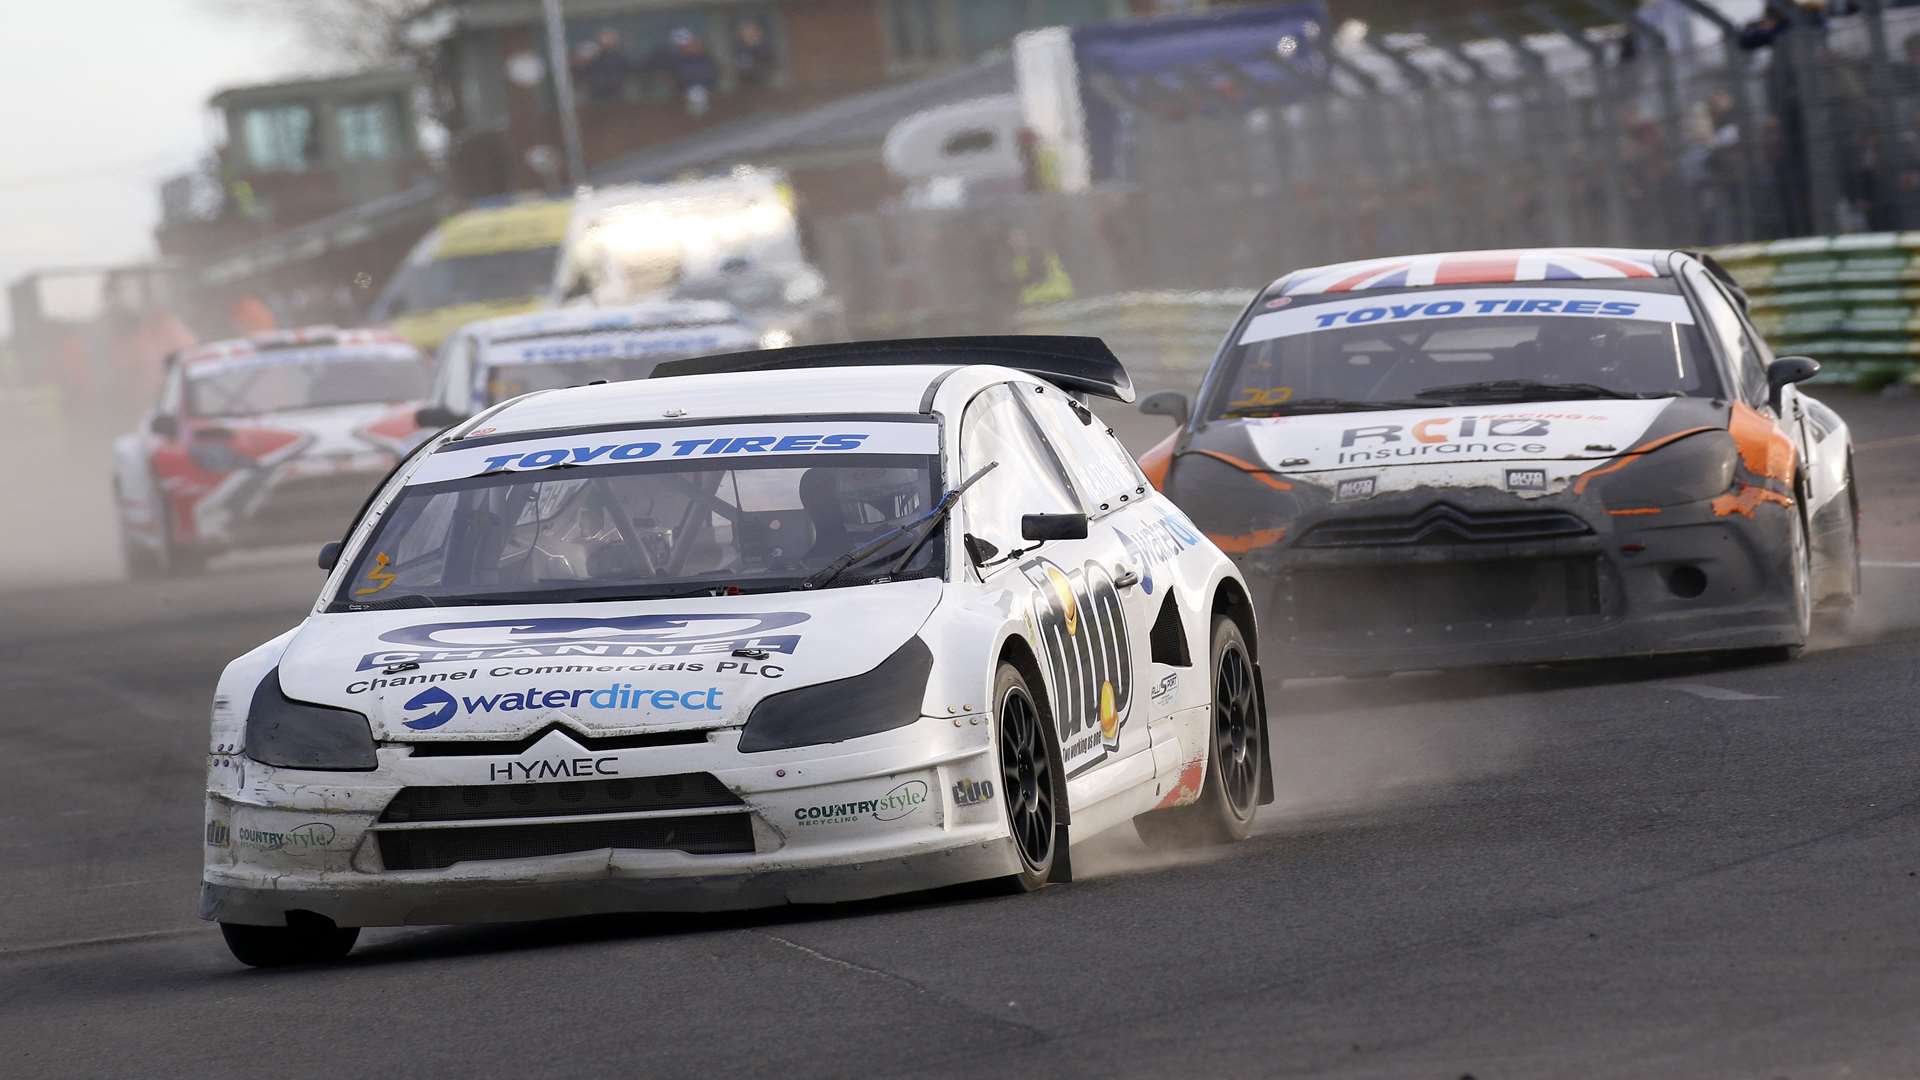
top-left (1766, 355), bottom-right (1820, 412)
top-left (415, 404), bottom-right (464, 430)
top-left (149, 414), bottom-right (179, 439)
top-left (1021, 512), bottom-right (1089, 542)
top-left (318, 541), bottom-right (342, 572)
top-left (1139, 390), bottom-right (1190, 427)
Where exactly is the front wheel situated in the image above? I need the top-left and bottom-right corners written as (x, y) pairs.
top-left (220, 916), bottom-right (359, 968)
top-left (1135, 614), bottom-right (1263, 849)
top-left (994, 662), bottom-right (1062, 893)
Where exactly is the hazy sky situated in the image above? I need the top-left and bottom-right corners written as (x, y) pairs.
top-left (0, 1), bottom-right (308, 330)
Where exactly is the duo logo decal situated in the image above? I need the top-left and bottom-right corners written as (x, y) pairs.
top-left (1020, 557), bottom-right (1133, 775)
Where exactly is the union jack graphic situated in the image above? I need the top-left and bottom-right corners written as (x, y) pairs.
top-left (1280, 249), bottom-right (1664, 297)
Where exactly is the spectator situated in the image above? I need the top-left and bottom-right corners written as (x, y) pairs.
top-left (575, 29), bottom-right (632, 102)
top-left (658, 28), bottom-right (719, 116)
top-left (732, 18), bottom-right (776, 88)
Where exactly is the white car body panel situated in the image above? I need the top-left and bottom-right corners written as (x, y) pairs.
top-left (203, 361), bottom-right (1260, 927)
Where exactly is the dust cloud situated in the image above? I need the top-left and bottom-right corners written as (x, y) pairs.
top-left (0, 407), bottom-right (126, 590)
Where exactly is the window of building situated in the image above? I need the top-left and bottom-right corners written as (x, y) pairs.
top-left (337, 99), bottom-right (397, 162)
top-left (888, 0), bottom-right (946, 63)
top-left (563, 5), bottom-right (782, 105)
top-left (239, 103), bottom-right (316, 172)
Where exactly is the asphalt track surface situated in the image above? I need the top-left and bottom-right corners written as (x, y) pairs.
top-left (7, 391), bottom-right (1920, 1079)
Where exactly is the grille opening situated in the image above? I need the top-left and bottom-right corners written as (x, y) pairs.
top-left (1149, 594), bottom-right (1191, 666)
top-left (1287, 556), bottom-right (1604, 633)
top-left (377, 814), bottom-right (754, 871)
top-left (1296, 502), bottom-right (1592, 549)
top-left (380, 774), bottom-right (741, 824)
top-left (401, 724), bottom-right (710, 757)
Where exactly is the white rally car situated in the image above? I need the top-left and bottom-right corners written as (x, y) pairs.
top-left (413, 299), bottom-right (762, 430)
top-left (113, 328), bottom-right (430, 576)
top-left (201, 337), bottom-right (1271, 966)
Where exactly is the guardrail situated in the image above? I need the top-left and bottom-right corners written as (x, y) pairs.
top-left (1714, 233), bottom-right (1920, 387)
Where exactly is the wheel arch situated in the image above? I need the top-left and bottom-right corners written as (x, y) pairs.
top-left (995, 631), bottom-right (1070, 828)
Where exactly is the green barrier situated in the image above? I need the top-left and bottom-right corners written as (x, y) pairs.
top-left (1714, 232), bottom-right (1920, 385)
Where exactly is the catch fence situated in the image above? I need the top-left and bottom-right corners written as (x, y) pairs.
top-left (815, 1), bottom-right (1920, 380)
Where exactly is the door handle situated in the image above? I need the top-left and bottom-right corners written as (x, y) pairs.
top-left (1113, 565), bottom-right (1141, 589)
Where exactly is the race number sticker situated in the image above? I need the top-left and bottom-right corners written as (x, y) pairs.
top-left (1239, 288), bottom-right (1697, 346)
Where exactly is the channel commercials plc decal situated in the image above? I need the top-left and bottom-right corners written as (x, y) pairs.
top-left (356, 612), bottom-right (809, 671)
top-left (794, 780), bottom-right (929, 827)
top-left (1020, 557), bottom-right (1132, 776)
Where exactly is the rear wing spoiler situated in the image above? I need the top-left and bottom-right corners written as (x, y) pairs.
top-left (649, 335), bottom-right (1137, 403)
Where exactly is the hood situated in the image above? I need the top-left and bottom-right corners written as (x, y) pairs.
top-left (276, 579), bottom-right (944, 742)
top-left (1222, 398), bottom-right (1705, 474)
top-left (238, 401), bottom-right (416, 473)
top-left (389, 296), bottom-right (546, 351)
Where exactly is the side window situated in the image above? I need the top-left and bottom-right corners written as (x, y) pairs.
top-left (1688, 267), bottom-right (1769, 408)
top-left (428, 336), bottom-right (462, 408)
top-left (959, 383), bottom-right (1080, 562)
top-left (1021, 385), bottom-right (1146, 514)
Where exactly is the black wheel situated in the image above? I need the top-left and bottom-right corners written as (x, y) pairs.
top-left (1135, 615), bottom-right (1262, 849)
top-left (995, 662), bottom-right (1059, 893)
top-left (220, 916), bottom-right (359, 968)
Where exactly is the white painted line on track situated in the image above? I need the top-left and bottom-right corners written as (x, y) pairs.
top-left (1664, 682), bottom-right (1779, 702)
top-left (1863, 561), bottom-right (1920, 569)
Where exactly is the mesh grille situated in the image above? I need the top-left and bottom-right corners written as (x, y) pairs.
top-left (1295, 503), bottom-right (1591, 549)
top-left (1288, 557), bottom-right (1604, 631)
top-left (379, 774), bottom-right (741, 824)
top-left (377, 814), bottom-right (754, 871)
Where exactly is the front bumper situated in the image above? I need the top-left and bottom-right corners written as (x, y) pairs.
top-left (1239, 487), bottom-right (1801, 677)
top-left (201, 717), bottom-right (1017, 927)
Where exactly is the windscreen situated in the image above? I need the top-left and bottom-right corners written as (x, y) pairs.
top-left (1207, 280), bottom-right (1719, 420)
top-left (186, 348), bottom-right (428, 417)
top-left (477, 325), bottom-right (756, 406)
top-left (379, 246), bottom-right (561, 316)
top-left (333, 420), bottom-right (942, 610)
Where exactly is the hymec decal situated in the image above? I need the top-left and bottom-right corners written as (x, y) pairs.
top-left (793, 780), bottom-right (930, 827)
top-left (357, 612), bottom-right (808, 670)
top-left (1019, 557), bottom-right (1132, 775)
top-left (1114, 511), bottom-right (1200, 595)
top-left (401, 681), bottom-right (724, 730)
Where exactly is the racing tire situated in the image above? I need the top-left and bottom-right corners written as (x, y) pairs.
top-left (993, 661), bottom-right (1063, 894)
top-left (219, 916), bottom-right (359, 968)
top-left (1134, 615), bottom-right (1262, 850)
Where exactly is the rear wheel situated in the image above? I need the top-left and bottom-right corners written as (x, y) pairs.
top-left (995, 662), bottom-right (1060, 893)
top-left (1135, 615), bottom-right (1262, 849)
top-left (219, 915), bottom-right (359, 968)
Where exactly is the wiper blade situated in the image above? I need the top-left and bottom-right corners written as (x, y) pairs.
top-left (802, 460), bottom-right (999, 591)
top-left (1224, 397), bottom-right (1439, 417)
top-left (1414, 380), bottom-right (1675, 402)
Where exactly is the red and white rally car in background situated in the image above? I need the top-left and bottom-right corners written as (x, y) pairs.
top-left (112, 328), bottom-right (431, 576)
